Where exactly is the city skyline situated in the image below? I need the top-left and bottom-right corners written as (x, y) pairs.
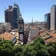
top-left (0, 0), bottom-right (56, 23)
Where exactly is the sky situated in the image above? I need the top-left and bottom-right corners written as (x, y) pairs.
top-left (0, 0), bottom-right (56, 23)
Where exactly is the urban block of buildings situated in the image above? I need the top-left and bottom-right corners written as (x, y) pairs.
top-left (5, 4), bottom-right (21, 29)
top-left (1, 4), bottom-right (56, 45)
top-left (45, 5), bottom-right (56, 31)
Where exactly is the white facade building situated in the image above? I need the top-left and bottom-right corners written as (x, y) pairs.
top-left (50, 5), bottom-right (56, 30)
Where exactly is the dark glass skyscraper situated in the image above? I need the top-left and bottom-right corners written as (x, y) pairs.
top-left (45, 13), bottom-right (50, 30)
top-left (5, 4), bottom-right (21, 28)
top-left (13, 4), bottom-right (20, 28)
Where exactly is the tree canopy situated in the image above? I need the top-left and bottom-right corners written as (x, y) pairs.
top-left (0, 37), bottom-right (56, 56)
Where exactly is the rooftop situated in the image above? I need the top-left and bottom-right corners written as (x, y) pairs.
top-left (0, 32), bottom-right (14, 40)
top-left (40, 30), bottom-right (56, 43)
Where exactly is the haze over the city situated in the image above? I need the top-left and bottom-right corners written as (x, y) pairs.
top-left (0, 0), bottom-right (56, 23)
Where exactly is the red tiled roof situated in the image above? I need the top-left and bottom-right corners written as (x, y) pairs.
top-left (0, 32), bottom-right (14, 40)
top-left (40, 31), bottom-right (56, 43)
top-left (48, 33), bottom-right (56, 38)
top-left (45, 32), bottom-right (56, 43)
top-left (45, 37), bottom-right (56, 43)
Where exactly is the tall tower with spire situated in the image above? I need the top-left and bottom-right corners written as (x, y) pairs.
top-left (31, 18), bottom-right (34, 26)
top-left (32, 18), bottom-right (33, 24)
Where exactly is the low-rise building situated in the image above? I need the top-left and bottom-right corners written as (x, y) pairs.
top-left (0, 22), bottom-right (11, 33)
top-left (0, 32), bottom-right (17, 44)
top-left (40, 30), bottom-right (56, 44)
top-left (0, 27), bottom-right (3, 33)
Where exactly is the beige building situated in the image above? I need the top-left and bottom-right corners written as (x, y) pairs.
top-left (0, 32), bottom-right (17, 44)
top-left (50, 5), bottom-right (56, 30)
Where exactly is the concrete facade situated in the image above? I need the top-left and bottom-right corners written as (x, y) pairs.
top-left (50, 5), bottom-right (56, 30)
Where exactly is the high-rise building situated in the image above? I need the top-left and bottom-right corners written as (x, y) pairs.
top-left (45, 13), bottom-right (50, 30)
top-left (13, 4), bottom-right (21, 28)
top-left (5, 6), bottom-right (14, 28)
top-left (50, 5), bottom-right (56, 30)
top-left (5, 4), bottom-right (21, 28)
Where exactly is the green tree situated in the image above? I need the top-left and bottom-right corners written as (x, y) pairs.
top-left (34, 37), bottom-right (45, 45)
top-left (47, 42), bottom-right (56, 56)
top-left (0, 40), bottom-right (14, 56)
top-left (0, 37), bottom-right (56, 56)
top-left (13, 45), bottom-right (23, 56)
